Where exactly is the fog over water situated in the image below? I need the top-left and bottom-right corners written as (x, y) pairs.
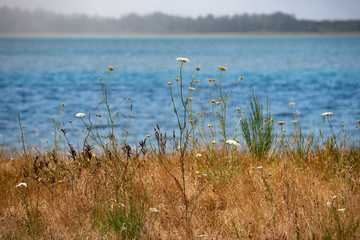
top-left (0, 0), bottom-right (360, 20)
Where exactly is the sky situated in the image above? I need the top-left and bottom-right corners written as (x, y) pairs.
top-left (1, 0), bottom-right (360, 20)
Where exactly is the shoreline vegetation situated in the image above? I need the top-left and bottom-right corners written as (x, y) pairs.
top-left (1, 31), bottom-right (360, 39)
top-left (1, 7), bottom-right (360, 37)
top-left (1, 61), bottom-right (360, 239)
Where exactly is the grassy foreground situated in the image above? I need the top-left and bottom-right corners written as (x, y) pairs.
top-left (1, 145), bottom-right (359, 239)
top-left (1, 61), bottom-right (360, 239)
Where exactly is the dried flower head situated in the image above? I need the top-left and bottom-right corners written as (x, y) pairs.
top-left (236, 107), bottom-right (240, 111)
top-left (292, 120), bottom-right (298, 124)
top-left (217, 66), bottom-right (228, 71)
top-left (211, 140), bottom-right (216, 144)
top-left (146, 134), bottom-right (151, 138)
top-left (195, 67), bottom-right (200, 71)
top-left (289, 102), bottom-right (295, 106)
top-left (174, 78), bottom-right (180, 82)
top-left (278, 121), bottom-right (285, 125)
top-left (195, 153), bottom-right (202, 158)
top-left (189, 87), bottom-right (195, 91)
top-left (167, 82), bottom-right (172, 85)
top-left (188, 97), bottom-right (194, 101)
top-left (194, 80), bottom-right (200, 83)
top-left (108, 66), bottom-right (114, 71)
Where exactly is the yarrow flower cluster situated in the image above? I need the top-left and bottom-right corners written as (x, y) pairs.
top-left (149, 207), bottom-right (160, 213)
top-left (75, 113), bottom-right (86, 118)
top-left (226, 140), bottom-right (240, 147)
top-left (322, 112), bottom-right (333, 116)
top-left (176, 57), bottom-right (190, 63)
top-left (16, 182), bottom-right (27, 188)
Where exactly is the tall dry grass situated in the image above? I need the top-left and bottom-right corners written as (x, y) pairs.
top-left (0, 144), bottom-right (359, 239)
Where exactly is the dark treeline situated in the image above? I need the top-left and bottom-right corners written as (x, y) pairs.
top-left (1, 7), bottom-right (360, 34)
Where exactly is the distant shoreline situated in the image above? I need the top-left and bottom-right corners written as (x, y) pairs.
top-left (1, 32), bottom-right (360, 39)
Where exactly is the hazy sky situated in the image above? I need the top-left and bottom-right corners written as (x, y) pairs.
top-left (1, 0), bottom-right (360, 20)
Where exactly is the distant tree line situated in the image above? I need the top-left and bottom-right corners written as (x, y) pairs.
top-left (1, 7), bottom-right (359, 34)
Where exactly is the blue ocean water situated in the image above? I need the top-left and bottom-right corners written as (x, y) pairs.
top-left (0, 36), bottom-right (360, 148)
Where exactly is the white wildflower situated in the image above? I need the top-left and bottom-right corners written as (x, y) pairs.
top-left (16, 182), bottom-right (27, 188)
top-left (226, 140), bottom-right (240, 147)
top-left (337, 208), bottom-right (346, 212)
top-left (326, 202), bottom-right (331, 208)
top-left (322, 112), bottom-right (333, 116)
top-left (75, 113), bottom-right (86, 118)
top-left (176, 57), bottom-right (190, 63)
top-left (149, 207), bottom-right (160, 213)
top-left (195, 153), bottom-right (202, 158)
